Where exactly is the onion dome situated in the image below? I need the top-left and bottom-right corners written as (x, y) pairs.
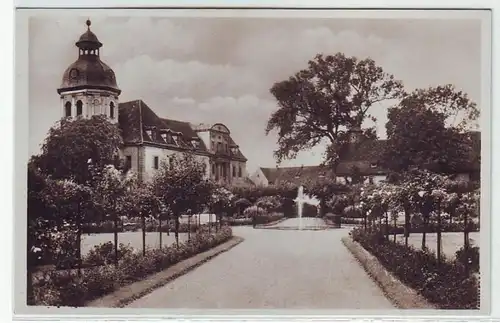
top-left (57, 19), bottom-right (121, 95)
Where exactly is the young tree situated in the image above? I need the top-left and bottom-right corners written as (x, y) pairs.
top-left (127, 183), bottom-right (163, 255)
top-left (266, 53), bottom-right (404, 175)
top-left (92, 164), bottom-right (136, 265)
top-left (383, 85), bottom-right (479, 173)
top-left (33, 115), bottom-right (123, 185)
top-left (152, 153), bottom-right (212, 246)
top-left (208, 184), bottom-right (234, 231)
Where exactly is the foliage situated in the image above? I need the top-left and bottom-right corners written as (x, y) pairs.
top-left (84, 242), bottom-right (135, 266)
top-left (455, 245), bottom-right (480, 273)
top-left (266, 52), bottom-right (404, 170)
top-left (302, 203), bottom-right (318, 217)
top-left (32, 115), bottom-right (123, 185)
top-left (243, 205), bottom-right (266, 218)
top-left (255, 195), bottom-right (281, 212)
top-left (351, 228), bottom-right (479, 309)
top-left (152, 153), bottom-right (212, 217)
top-left (383, 85), bottom-right (479, 173)
top-left (32, 227), bottom-right (233, 307)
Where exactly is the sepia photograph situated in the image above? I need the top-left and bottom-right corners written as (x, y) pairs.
top-left (14, 7), bottom-right (492, 318)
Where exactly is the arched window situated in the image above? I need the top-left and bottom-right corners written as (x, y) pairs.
top-left (76, 100), bottom-right (83, 116)
top-left (110, 102), bottom-right (115, 119)
top-left (232, 165), bottom-right (236, 177)
top-left (238, 165), bottom-right (242, 177)
top-left (65, 101), bottom-right (72, 117)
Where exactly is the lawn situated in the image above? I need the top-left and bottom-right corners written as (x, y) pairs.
top-left (394, 232), bottom-right (480, 259)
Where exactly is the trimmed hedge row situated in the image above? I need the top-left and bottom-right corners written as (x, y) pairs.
top-left (31, 226), bottom-right (233, 307)
top-left (350, 227), bottom-right (479, 309)
top-left (83, 220), bottom-right (218, 234)
top-left (224, 213), bottom-right (284, 226)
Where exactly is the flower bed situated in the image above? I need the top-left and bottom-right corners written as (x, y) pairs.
top-left (31, 226), bottom-right (233, 307)
top-left (350, 227), bottom-right (479, 309)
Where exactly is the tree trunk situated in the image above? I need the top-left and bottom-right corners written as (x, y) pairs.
top-left (76, 201), bottom-right (82, 276)
top-left (393, 213), bottom-right (397, 243)
top-left (188, 215), bottom-right (191, 241)
top-left (113, 201), bottom-right (119, 266)
top-left (384, 211), bottom-right (389, 241)
top-left (175, 216), bottom-right (180, 247)
top-left (363, 211), bottom-right (367, 230)
top-left (142, 213), bottom-right (146, 256)
top-left (421, 214), bottom-right (427, 251)
top-left (404, 208), bottom-right (409, 247)
top-left (437, 201), bottom-right (442, 266)
top-left (464, 211), bottom-right (469, 249)
top-left (208, 213), bottom-right (212, 234)
top-left (159, 215), bottom-right (163, 250)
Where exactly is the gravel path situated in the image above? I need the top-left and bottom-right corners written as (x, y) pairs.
top-left (127, 218), bottom-right (394, 309)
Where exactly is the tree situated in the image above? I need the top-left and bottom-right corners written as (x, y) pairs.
top-left (127, 183), bottom-right (163, 256)
top-left (33, 115), bottom-right (123, 185)
top-left (152, 153), bottom-right (212, 246)
top-left (208, 184), bottom-right (234, 231)
top-left (383, 85), bottom-right (479, 173)
top-left (92, 164), bottom-right (136, 265)
top-left (266, 53), bottom-right (404, 175)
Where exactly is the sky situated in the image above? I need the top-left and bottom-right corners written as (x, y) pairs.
top-left (28, 14), bottom-right (483, 175)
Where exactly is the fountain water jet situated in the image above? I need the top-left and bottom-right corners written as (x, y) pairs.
top-left (294, 185), bottom-right (306, 230)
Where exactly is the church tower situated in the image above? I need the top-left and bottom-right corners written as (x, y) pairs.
top-left (57, 19), bottom-right (121, 123)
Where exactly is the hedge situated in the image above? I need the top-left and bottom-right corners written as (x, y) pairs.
top-left (224, 213), bottom-right (284, 226)
top-left (350, 227), bottom-right (479, 309)
top-left (31, 226), bottom-right (233, 307)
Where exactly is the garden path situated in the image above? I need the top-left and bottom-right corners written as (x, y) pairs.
top-left (126, 219), bottom-right (394, 309)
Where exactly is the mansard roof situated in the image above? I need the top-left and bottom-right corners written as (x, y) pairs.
top-left (118, 99), bottom-right (208, 154)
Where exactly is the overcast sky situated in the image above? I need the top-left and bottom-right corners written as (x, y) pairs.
top-left (28, 14), bottom-right (483, 174)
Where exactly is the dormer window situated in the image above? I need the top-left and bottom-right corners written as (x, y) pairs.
top-left (161, 133), bottom-right (167, 142)
top-left (172, 134), bottom-right (179, 146)
top-left (146, 130), bottom-right (152, 140)
top-left (191, 139), bottom-right (200, 149)
top-left (370, 162), bottom-right (378, 169)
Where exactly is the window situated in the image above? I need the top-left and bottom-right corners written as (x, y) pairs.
top-left (238, 166), bottom-right (242, 177)
top-left (125, 155), bottom-right (132, 170)
top-left (153, 156), bottom-right (159, 170)
top-left (76, 100), bottom-right (83, 116)
top-left (169, 156), bottom-right (174, 169)
top-left (232, 165), bottom-right (236, 177)
top-left (110, 102), bottom-right (115, 119)
top-left (212, 164), bottom-right (216, 175)
top-left (146, 130), bottom-right (152, 140)
top-left (65, 101), bottom-right (72, 117)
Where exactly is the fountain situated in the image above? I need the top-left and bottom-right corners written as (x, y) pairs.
top-left (294, 185), bottom-right (306, 230)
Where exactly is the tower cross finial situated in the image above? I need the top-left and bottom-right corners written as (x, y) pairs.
top-left (86, 18), bottom-right (91, 29)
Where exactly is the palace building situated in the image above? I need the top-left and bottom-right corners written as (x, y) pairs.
top-left (58, 20), bottom-right (248, 184)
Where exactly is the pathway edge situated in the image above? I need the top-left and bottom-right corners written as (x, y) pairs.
top-left (341, 236), bottom-right (437, 310)
top-left (86, 236), bottom-right (244, 308)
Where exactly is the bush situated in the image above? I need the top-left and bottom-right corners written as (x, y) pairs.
top-left (350, 227), bottom-right (479, 309)
top-left (455, 246), bottom-right (480, 273)
top-left (32, 226), bottom-right (233, 307)
top-left (83, 242), bottom-right (135, 266)
top-left (225, 212), bottom-right (284, 226)
top-left (243, 205), bottom-right (266, 218)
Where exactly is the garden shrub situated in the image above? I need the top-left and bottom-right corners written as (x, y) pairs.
top-left (350, 227), bottom-right (479, 309)
top-left (32, 226), bottom-right (233, 307)
top-left (455, 245), bottom-right (480, 273)
top-left (83, 242), bottom-right (135, 266)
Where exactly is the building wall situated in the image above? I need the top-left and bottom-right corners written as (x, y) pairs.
top-left (60, 89), bottom-right (119, 124)
top-left (196, 130), bottom-right (211, 151)
top-left (122, 145), bottom-right (210, 182)
top-left (249, 168), bottom-right (269, 186)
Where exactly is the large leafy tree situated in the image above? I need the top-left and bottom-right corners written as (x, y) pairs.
top-left (266, 53), bottom-right (405, 171)
top-left (152, 153), bottom-right (212, 245)
top-left (383, 85), bottom-right (479, 173)
top-left (32, 115), bottom-right (123, 185)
